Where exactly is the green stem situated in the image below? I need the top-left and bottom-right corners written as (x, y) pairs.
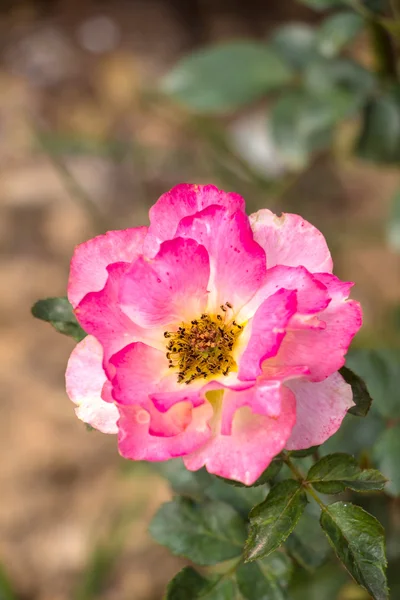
top-left (283, 454), bottom-right (327, 512)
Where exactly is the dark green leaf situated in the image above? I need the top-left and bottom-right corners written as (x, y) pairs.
top-left (306, 453), bottom-right (386, 494)
top-left (289, 446), bottom-right (319, 458)
top-left (387, 188), bottom-right (400, 253)
top-left (270, 90), bottom-right (335, 170)
top-left (270, 24), bottom-right (317, 70)
top-left (346, 349), bottom-right (400, 418)
top-left (316, 12), bottom-right (364, 58)
top-left (340, 365), bottom-right (373, 417)
top-left (244, 480), bottom-right (307, 562)
top-left (161, 42), bottom-right (293, 113)
top-left (32, 297), bottom-right (86, 342)
top-left (165, 567), bottom-right (239, 600)
top-left (320, 501), bottom-right (388, 599)
top-left (373, 425), bottom-right (400, 496)
top-left (288, 563), bottom-right (348, 600)
top-left (236, 553), bottom-right (292, 600)
top-left (155, 459), bottom-right (213, 499)
top-left (285, 509), bottom-right (331, 571)
top-left (149, 497), bottom-right (246, 565)
top-left (204, 478), bottom-right (268, 519)
top-left (355, 87), bottom-right (400, 164)
top-left (297, 0), bottom-right (345, 9)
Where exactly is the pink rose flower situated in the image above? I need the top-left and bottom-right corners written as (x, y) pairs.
top-left (66, 184), bottom-right (362, 485)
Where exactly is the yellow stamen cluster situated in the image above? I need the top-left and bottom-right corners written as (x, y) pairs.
top-left (164, 303), bottom-right (244, 385)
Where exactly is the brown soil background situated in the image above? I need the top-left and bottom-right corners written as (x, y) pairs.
top-left (0, 1), bottom-right (399, 598)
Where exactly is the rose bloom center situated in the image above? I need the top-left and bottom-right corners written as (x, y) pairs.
top-left (164, 303), bottom-right (244, 384)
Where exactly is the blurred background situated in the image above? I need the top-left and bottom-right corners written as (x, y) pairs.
top-left (0, 0), bottom-right (399, 598)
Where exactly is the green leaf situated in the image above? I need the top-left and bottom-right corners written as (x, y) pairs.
top-left (165, 567), bottom-right (239, 600)
top-left (373, 425), bottom-right (400, 496)
top-left (321, 412), bottom-right (385, 457)
top-left (355, 87), bottom-right (400, 164)
top-left (31, 297), bottom-right (86, 341)
top-left (306, 453), bottom-right (387, 494)
top-left (270, 24), bottom-right (317, 70)
top-left (320, 502), bottom-right (388, 600)
top-left (149, 497), bottom-right (246, 565)
top-left (285, 510), bottom-right (331, 571)
top-left (270, 90), bottom-right (335, 170)
top-left (161, 41), bottom-right (293, 113)
top-left (289, 446), bottom-right (319, 458)
top-left (288, 563), bottom-right (348, 600)
top-left (340, 365), bottom-right (373, 417)
top-left (387, 188), bottom-right (400, 253)
top-left (154, 459), bottom-right (213, 500)
top-left (236, 553), bottom-right (293, 600)
top-left (297, 0), bottom-right (345, 9)
top-left (0, 563), bottom-right (17, 600)
top-left (244, 480), bottom-right (307, 562)
top-left (346, 349), bottom-right (400, 418)
top-left (316, 12), bottom-right (364, 58)
top-left (304, 58), bottom-right (375, 118)
top-left (204, 478), bottom-right (268, 519)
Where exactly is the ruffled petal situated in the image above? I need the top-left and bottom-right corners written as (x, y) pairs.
top-left (183, 386), bottom-right (296, 485)
top-left (175, 205), bottom-right (266, 313)
top-left (285, 371), bottom-right (354, 450)
top-left (144, 183), bottom-right (245, 257)
top-left (65, 335), bottom-right (119, 434)
top-left (117, 402), bottom-right (212, 461)
top-left (264, 296), bottom-right (362, 382)
top-left (68, 227), bottom-right (147, 308)
top-left (238, 289), bottom-right (297, 381)
top-left (239, 265), bottom-right (330, 321)
top-left (250, 209), bottom-right (333, 273)
top-left (120, 237), bottom-right (210, 328)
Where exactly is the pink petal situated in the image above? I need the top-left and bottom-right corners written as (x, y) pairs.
top-left (175, 205), bottom-right (266, 313)
top-left (250, 209), bottom-right (333, 273)
top-left (75, 263), bottom-right (161, 378)
top-left (184, 386), bottom-right (296, 485)
top-left (238, 289), bottom-right (297, 381)
top-left (285, 371), bottom-right (354, 450)
top-left (240, 265), bottom-right (330, 321)
top-left (117, 402), bottom-right (213, 461)
top-left (68, 227), bottom-right (147, 308)
top-left (144, 183), bottom-right (245, 257)
top-left (120, 237), bottom-right (210, 328)
top-left (65, 335), bottom-right (119, 434)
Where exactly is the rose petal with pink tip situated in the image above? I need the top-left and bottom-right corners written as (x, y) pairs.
top-left (68, 227), bottom-right (147, 308)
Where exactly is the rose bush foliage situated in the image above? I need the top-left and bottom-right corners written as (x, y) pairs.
top-left (66, 184), bottom-right (361, 484)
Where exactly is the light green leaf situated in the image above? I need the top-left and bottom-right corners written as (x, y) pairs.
top-left (244, 480), bottom-right (307, 562)
top-left (149, 497), bottom-right (246, 565)
top-left (320, 502), bottom-right (388, 600)
top-left (346, 349), bottom-right (400, 418)
top-left (355, 87), bottom-right (400, 164)
top-left (387, 188), bottom-right (400, 253)
top-left (373, 425), bottom-right (400, 496)
top-left (31, 297), bottom-right (86, 342)
top-left (340, 365), bottom-right (373, 417)
top-left (306, 453), bottom-right (386, 494)
top-left (316, 12), bottom-right (364, 58)
top-left (270, 24), bottom-right (317, 70)
top-left (161, 41), bottom-right (293, 113)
